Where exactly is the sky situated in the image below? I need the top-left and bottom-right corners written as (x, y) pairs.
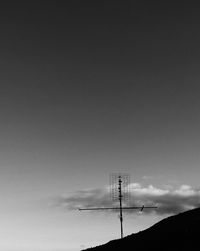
top-left (1, 1), bottom-right (200, 250)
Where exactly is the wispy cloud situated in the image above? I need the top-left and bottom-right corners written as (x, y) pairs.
top-left (54, 183), bottom-right (200, 215)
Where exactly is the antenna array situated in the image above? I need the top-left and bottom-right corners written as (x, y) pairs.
top-left (110, 173), bottom-right (130, 203)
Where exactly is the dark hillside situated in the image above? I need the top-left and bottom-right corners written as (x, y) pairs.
top-left (83, 208), bottom-right (200, 251)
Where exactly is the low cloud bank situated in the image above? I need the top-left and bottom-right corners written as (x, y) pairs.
top-left (55, 184), bottom-right (200, 215)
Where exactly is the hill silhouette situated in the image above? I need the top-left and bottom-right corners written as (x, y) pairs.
top-left (83, 207), bottom-right (200, 251)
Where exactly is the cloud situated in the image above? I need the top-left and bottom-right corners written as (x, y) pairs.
top-left (54, 183), bottom-right (200, 216)
top-left (143, 175), bottom-right (154, 180)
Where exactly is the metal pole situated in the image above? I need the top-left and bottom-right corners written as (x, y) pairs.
top-left (118, 176), bottom-right (123, 239)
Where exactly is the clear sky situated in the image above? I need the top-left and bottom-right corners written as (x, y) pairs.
top-left (1, 1), bottom-right (200, 251)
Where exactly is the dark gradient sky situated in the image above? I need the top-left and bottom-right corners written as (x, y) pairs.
top-left (1, 2), bottom-right (200, 250)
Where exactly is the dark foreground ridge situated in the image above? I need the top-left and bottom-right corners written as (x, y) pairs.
top-left (83, 207), bottom-right (200, 251)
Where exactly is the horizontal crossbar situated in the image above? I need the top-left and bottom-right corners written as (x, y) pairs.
top-left (79, 206), bottom-right (157, 211)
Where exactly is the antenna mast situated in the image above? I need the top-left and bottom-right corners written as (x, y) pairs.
top-left (118, 175), bottom-right (123, 238)
top-left (79, 174), bottom-right (157, 239)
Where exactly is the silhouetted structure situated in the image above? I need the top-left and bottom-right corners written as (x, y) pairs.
top-left (79, 174), bottom-right (157, 239)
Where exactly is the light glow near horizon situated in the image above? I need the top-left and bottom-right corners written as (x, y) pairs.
top-left (1, 175), bottom-right (199, 251)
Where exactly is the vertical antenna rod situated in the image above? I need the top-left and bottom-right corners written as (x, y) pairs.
top-left (118, 176), bottom-right (123, 239)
